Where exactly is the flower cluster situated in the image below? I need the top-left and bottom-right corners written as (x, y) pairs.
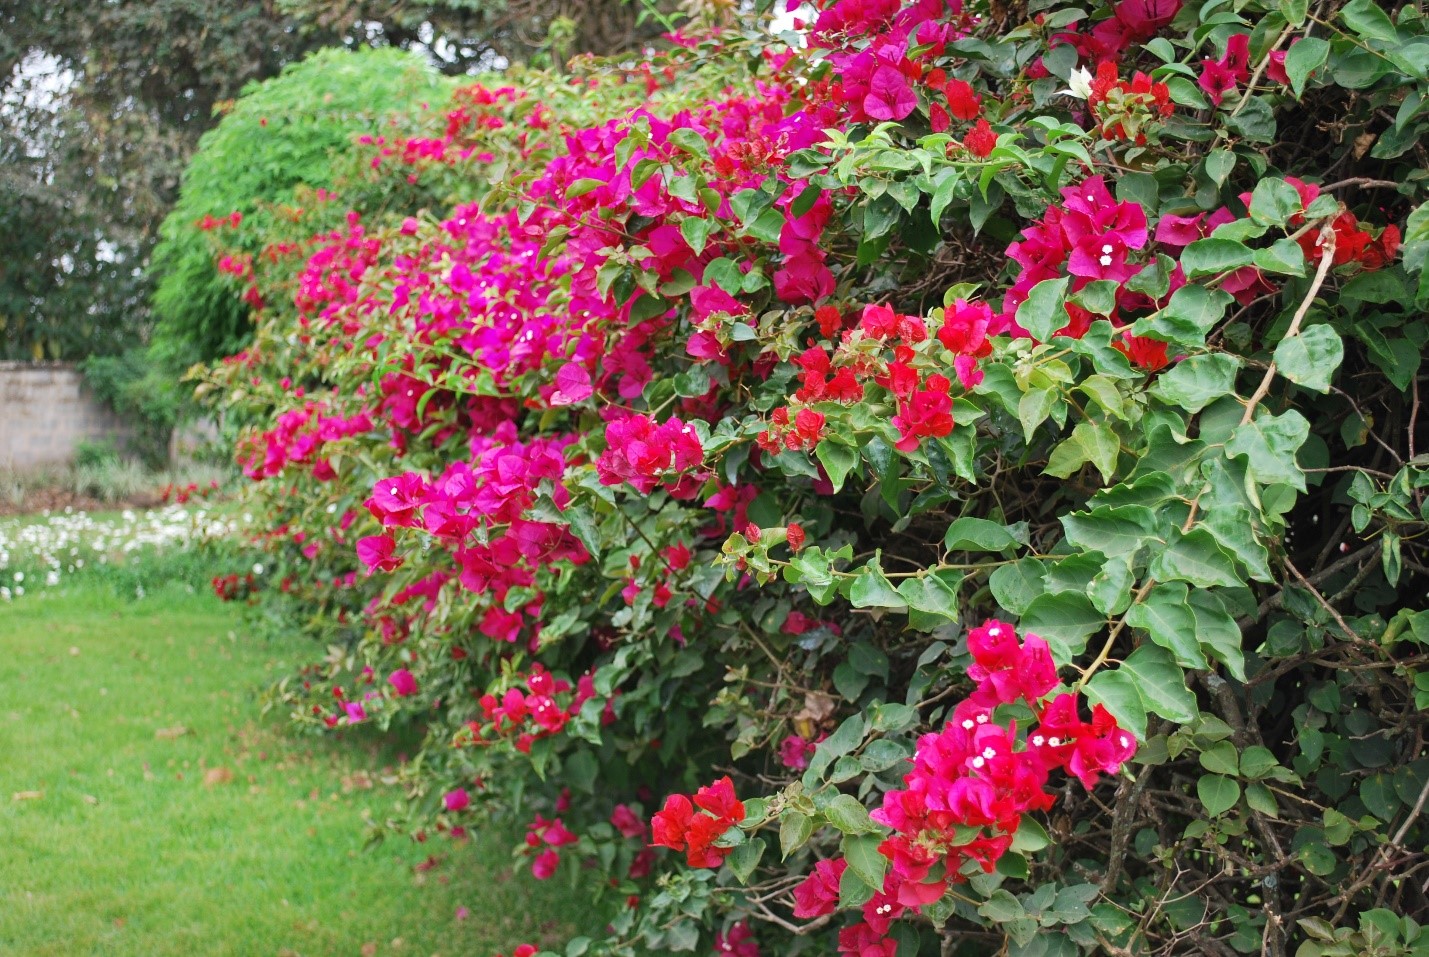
top-left (461, 666), bottom-right (608, 753)
top-left (211, 572), bottom-right (257, 602)
top-left (523, 813), bottom-right (579, 879)
top-left (596, 414), bottom-right (706, 495)
top-left (1086, 62), bottom-right (1173, 144)
top-left (791, 621), bottom-right (1135, 953)
top-left (650, 776), bottom-right (746, 868)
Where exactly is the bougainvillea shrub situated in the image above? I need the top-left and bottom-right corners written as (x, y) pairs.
top-left (196, 0), bottom-right (1429, 954)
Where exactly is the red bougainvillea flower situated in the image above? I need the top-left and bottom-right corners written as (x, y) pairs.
top-left (650, 776), bottom-right (745, 868)
top-left (963, 118), bottom-right (997, 157)
top-left (944, 78), bottom-right (981, 120)
top-left (892, 375), bottom-right (954, 452)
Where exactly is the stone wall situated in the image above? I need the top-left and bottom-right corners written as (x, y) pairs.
top-left (0, 362), bottom-right (134, 471)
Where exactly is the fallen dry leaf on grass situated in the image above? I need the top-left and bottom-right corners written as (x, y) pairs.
top-left (12, 790), bottom-right (43, 801)
top-left (202, 767), bottom-right (233, 787)
top-left (154, 726), bottom-right (189, 739)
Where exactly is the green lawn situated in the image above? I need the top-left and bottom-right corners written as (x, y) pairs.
top-left (0, 581), bottom-right (589, 956)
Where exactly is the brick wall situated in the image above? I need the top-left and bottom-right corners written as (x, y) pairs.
top-left (0, 362), bottom-right (134, 470)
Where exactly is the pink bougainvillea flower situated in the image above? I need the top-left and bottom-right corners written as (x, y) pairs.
top-left (387, 668), bottom-right (417, 696)
top-left (549, 362), bottom-right (593, 406)
top-left (792, 858), bottom-right (847, 918)
top-left (779, 734), bottom-right (817, 770)
top-left (713, 920), bottom-right (761, 957)
top-left (1198, 33), bottom-right (1251, 106)
top-left (443, 788), bottom-right (470, 812)
top-left (610, 804), bottom-right (647, 839)
top-left (357, 534), bottom-right (402, 573)
top-left (531, 848), bottom-right (560, 879)
top-left (864, 65), bottom-right (917, 121)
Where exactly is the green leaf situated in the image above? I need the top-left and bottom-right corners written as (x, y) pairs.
top-left (727, 838), bottom-right (765, 884)
top-left (780, 811), bottom-right (813, 859)
top-left (806, 714), bottom-right (868, 783)
top-left (944, 517), bottom-right (1022, 552)
top-left (815, 440), bottom-right (860, 493)
top-left (1151, 353), bottom-right (1241, 412)
top-left (1150, 527), bottom-right (1243, 588)
top-left (979, 889), bottom-right (1026, 922)
top-left (666, 127), bottom-right (711, 159)
top-left (1197, 774), bottom-right (1241, 816)
top-left (1088, 553), bottom-right (1136, 616)
top-left (990, 559), bottom-right (1046, 615)
top-left (1061, 505), bottom-right (1159, 558)
top-left (1137, 284), bottom-right (1234, 349)
top-left (1085, 669), bottom-right (1149, 740)
top-left (859, 739), bottom-right (912, 772)
top-left (1019, 387), bottom-right (1059, 441)
top-left (1340, 0), bottom-right (1399, 42)
top-left (1246, 782), bottom-right (1280, 816)
top-left (1122, 644), bottom-right (1198, 724)
top-left (1278, 0), bottom-right (1308, 26)
top-left (841, 833), bottom-right (888, 892)
top-left (1203, 149), bottom-right (1236, 186)
top-left (1285, 37), bottom-right (1329, 96)
top-left (680, 216), bottom-right (713, 255)
top-left (1239, 746), bottom-right (1283, 780)
top-left (1125, 582), bottom-right (1210, 670)
top-left (1182, 239), bottom-right (1255, 278)
top-left (746, 207), bottom-right (785, 243)
top-left (849, 560), bottom-right (908, 610)
top-left (825, 794), bottom-right (879, 834)
top-left (1188, 590), bottom-right (1247, 680)
top-left (1016, 277), bottom-right (1071, 342)
top-left (1227, 410), bottom-right (1310, 491)
top-left (1254, 238), bottom-right (1307, 277)
top-left (1075, 421), bottom-right (1121, 483)
top-left (1248, 179), bottom-right (1304, 227)
top-left (1021, 591), bottom-right (1104, 659)
top-left (1046, 421), bottom-right (1121, 482)
top-left (898, 571), bottom-right (962, 620)
top-left (1274, 325), bottom-right (1343, 393)
top-left (1199, 741), bottom-right (1240, 775)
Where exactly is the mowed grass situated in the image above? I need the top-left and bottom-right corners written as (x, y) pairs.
top-left (0, 582), bottom-right (591, 956)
